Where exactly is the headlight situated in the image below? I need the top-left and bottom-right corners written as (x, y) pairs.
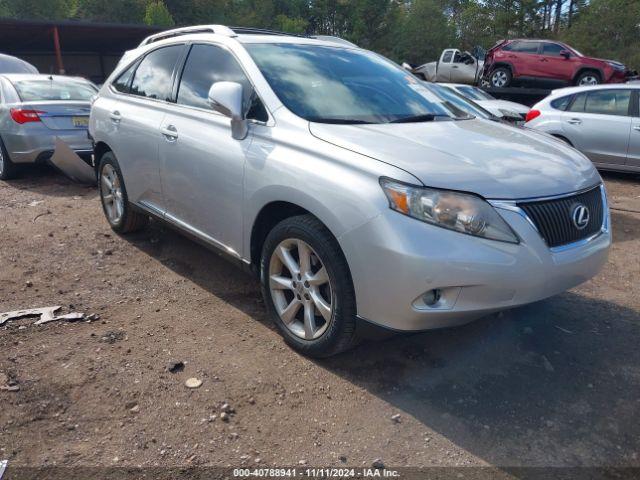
top-left (380, 178), bottom-right (519, 243)
top-left (606, 61), bottom-right (625, 71)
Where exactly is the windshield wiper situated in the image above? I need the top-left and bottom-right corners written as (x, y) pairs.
top-left (389, 114), bottom-right (449, 124)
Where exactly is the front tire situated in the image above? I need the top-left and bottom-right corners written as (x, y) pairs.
top-left (0, 136), bottom-right (19, 181)
top-left (575, 71), bottom-right (601, 86)
top-left (98, 151), bottom-right (148, 233)
top-left (260, 215), bottom-right (358, 357)
top-left (490, 67), bottom-right (512, 88)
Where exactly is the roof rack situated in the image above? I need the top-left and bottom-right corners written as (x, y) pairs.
top-left (139, 24), bottom-right (309, 46)
top-left (139, 25), bottom-right (236, 46)
top-left (229, 27), bottom-right (309, 38)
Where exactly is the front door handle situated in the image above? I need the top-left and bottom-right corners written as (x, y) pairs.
top-left (567, 118), bottom-right (582, 125)
top-left (452, 65), bottom-right (459, 69)
top-left (109, 110), bottom-right (121, 124)
top-left (161, 125), bottom-right (178, 141)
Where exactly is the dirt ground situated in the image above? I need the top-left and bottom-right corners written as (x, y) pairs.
top-left (1, 166), bottom-right (640, 474)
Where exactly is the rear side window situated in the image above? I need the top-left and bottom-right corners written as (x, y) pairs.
top-left (442, 51), bottom-right (453, 63)
top-left (550, 95), bottom-right (572, 111)
top-left (12, 79), bottom-right (96, 101)
top-left (584, 90), bottom-right (631, 116)
top-left (176, 43), bottom-right (268, 122)
top-left (503, 41), bottom-right (539, 54)
top-left (112, 62), bottom-right (137, 94)
top-left (130, 45), bottom-right (183, 101)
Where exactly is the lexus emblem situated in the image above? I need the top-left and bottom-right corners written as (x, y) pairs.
top-left (572, 204), bottom-right (590, 230)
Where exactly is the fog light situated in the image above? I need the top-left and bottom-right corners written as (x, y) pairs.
top-left (423, 289), bottom-right (441, 306)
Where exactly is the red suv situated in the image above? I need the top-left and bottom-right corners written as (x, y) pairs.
top-left (483, 39), bottom-right (633, 89)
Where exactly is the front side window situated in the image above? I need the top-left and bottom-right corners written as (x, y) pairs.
top-left (246, 43), bottom-right (463, 124)
top-left (12, 79), bottom-right (96, 101)
top-left (130, 45), bottom-right (183, 101)
top-left (176, 43), bottom-right (267, 121)
top-left (542, 43), bottom-right (565, 56)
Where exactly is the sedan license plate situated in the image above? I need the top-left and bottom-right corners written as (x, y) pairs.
top-left (72, 116), bottom-right (89, 128)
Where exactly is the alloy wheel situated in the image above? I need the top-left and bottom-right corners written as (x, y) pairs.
top-left (268, 238), bottom-right (333, 340)
top-left (100, 164), bottom-right (124, 224)
top-left (492, 71), bottom-right (508, 87)
top-left (579, 75), bottom-right (599, 86)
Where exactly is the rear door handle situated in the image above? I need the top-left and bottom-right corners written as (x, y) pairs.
top-left (109, 110), bottom-right (121, 123)
top-left (567, 118), bottom-right (582, 125)
top-left (161, 125), bottom-right (178, 141)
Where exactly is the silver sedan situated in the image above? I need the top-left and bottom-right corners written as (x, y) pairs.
top-left (526, 84), bottom-right (640, 172)
top-left (0, 74), bottom-right (96, 179)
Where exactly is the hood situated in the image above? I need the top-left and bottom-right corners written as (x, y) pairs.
top-left (476, 99), bottom-right (529, 116)
top-left (309, 118), bottom-right (600, 200)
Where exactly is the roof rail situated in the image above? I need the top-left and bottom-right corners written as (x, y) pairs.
top-left (139, 25), bottom-right (236, 46)
top-left (229, 26), bottom-right (308, 38)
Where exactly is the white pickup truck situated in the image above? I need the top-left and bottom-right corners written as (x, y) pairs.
top-left (411, 49), bottom-right (484, 85)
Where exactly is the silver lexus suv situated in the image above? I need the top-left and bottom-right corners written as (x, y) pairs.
top-left (89, 26), bottom-right (611, 357)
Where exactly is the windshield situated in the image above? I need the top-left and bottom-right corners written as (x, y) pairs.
top-left (13, 79), bottom-right (96, 102)
top-left (456, 85), bottom-right (495, 101)
top-left (246, 43), bottom-right (464, 124)
top-left (425, 83), bottom-right (491, 119)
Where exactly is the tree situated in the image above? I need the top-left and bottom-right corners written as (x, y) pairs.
top-left (144, 0), bottom-right (175, 26)
top-left (74, 0), bottom-right (146, 23)
top-left (0, 0), bottom-right (73, 20)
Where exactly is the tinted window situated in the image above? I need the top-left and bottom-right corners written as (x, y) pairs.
top-left (550, 95), bottom-right (572, 110)
top-left (569, 92), bottom-right (587, 112)
top-left (113, 62), bottom-right (136, 93)
top-left (130, 45), bottom-right (183, 101)
top-left (584, 90), bottom-right (631, 116)
top-left (504, 41), bottom-right (539, 54)
top-left (13, 79), bottom-right (96, 101)
top-left (442, 51), bottom-right (453, 63)
top-left (247, 44), bottom-right (462, 124)
top-left (542, 43), bottom-right (566, 56)
top-left (177, 43), bottom-right (267, 121)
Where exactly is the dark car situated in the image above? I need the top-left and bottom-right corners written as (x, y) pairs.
top-left (483, 39), bottom-right (634, 88)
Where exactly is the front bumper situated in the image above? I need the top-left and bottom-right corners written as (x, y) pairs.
top-left (3, 130), bottom-right (91, 164)
top-left (339, 202), bottom-right (610, 331)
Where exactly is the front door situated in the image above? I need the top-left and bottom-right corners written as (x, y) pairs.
top-left (562, 89), bottom-right (632, 166)
top-left (159, 43), bottom-right (269, 257)
top-left (539, 42), bottom-right (575, 84)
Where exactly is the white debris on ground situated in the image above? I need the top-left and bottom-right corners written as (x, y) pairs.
top-left (0, 306), bottom-right (84, 326)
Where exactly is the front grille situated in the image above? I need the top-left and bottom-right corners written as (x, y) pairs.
top-left (518, 186), bottom-right (604, 248)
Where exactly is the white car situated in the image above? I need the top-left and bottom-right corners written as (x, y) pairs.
top-left (413, 49), bottom-right (484, 85)
top-left (526, 84), bottom-right (640, 172)
top-left (442, 83), bottom-right (529, 123)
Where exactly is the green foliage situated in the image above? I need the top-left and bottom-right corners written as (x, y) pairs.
top-left (144, 0), bottom-right (175, 26)
top-left (0, 0), bottom-right (638, 69)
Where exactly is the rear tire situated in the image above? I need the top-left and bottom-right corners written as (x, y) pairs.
top-left (0, 136), bottom-right (19, 180)
top-left (98, 151), bottom-right (148, 234)
top-left (490, 67), bottom-right (512, 88)
top-left (260, 215), bottom-right (358, 357)
top-left (575, 71), bottom-right (601, 86)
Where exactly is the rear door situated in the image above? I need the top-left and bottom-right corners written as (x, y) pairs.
top-left (111, 44), bottom-right (185, 215)
top-left (562, 89), bottom-right (632, 166)
top-left (500, 41), bottom-right (540, 78)
top-left (626, 89), bottom-right (640, 168)
top-left (436, 50), bottom-right (455, 82)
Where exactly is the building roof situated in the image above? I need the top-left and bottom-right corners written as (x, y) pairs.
top-left (0, 18), bottom-right (162, 55)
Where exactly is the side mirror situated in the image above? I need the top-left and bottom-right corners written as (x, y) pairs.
top-left (560, 50), bottom-right (571, 59)
top-left (207, 81), bottom-right (248, 140)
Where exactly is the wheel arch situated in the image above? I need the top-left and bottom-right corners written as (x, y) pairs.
top-left (93, 141), bottom-right (113, 171)
top-left (573, 67), bottom-right (603, 85)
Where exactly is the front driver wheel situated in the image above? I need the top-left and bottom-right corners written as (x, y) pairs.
top-left (98, 151), bottom-right (148, 233)
top-left (260, 215), bottom-right (358, 357)
top-left (576, 71), bottom-right (601, 86)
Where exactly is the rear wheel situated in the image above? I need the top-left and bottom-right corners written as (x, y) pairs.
top-left (0, 137), bottom-right (19, 181)
top-left (575, 71), bottom-right (601, 86)
top-left (98, 151), bottom-right (148, 233)
top-left (260, 215), bottom-right (358, 357)
top-left (490, 67), bottom-right (512, 88)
